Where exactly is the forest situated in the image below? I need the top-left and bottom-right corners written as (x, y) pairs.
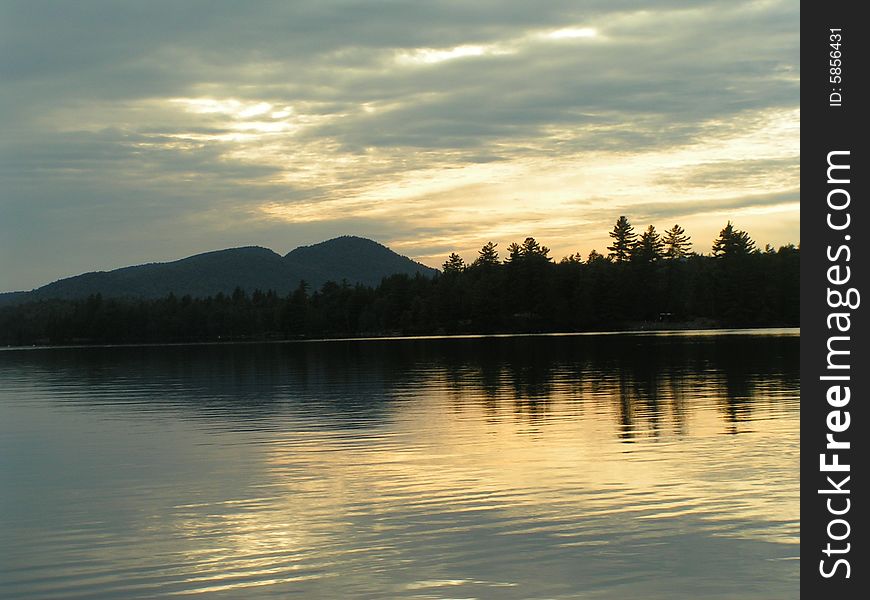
top-left (0, 218), bottom-right (799, 345)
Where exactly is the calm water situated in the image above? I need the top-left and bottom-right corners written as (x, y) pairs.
top-left (0, 330), bottom-right (799, 599)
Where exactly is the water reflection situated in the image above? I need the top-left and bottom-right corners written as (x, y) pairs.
top-left (2, 331), bottom-right (797, 433)
top-left (0, 330), bottom-right (799, 598)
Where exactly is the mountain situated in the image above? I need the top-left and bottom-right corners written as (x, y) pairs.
top-left (284, 236), bottom-right (434, 286)
top-left (1, 236), bottom-right (437, 304)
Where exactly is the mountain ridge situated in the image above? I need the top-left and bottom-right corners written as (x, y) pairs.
top-left (0, 236), bottom-right (438, 305)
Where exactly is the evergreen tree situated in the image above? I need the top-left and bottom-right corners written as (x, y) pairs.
top-left (607, 216), bottom-right (637, 263)
top-left (284, 280), bottom-right (310, 335)
top-left (520, 237), bottom-right (551, 262)
top-left (560, 252), bottom-right (584, 264)
top-left (442, 253), bottom-right (466, 273)
top-left (473, 242), bottom-right (500, 267)
top-left (506, 237), bottom-right (552, 264)
top-left (632, 225), bottom-right (664, 262)
top-left (712, 222), bottom-right (756, 258)
top-left (663, 224), bottom-right (692, 259)
top-left (0, 218), bottom-right (801, 345)
top-left (586, 249), bottom-right (607, 263)
top-left (468, 242), bottom-right (503, 330)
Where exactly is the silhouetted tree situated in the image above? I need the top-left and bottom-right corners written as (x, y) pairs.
top-left (473, 242), bottom-right (500, 268)
top-left (0, 219), bottom-right (800, 345)
top-left (560, 252), bottom-right (584, 264)
top-left (712, 222), bottom-right (756, 258)
top-left (607, 216), bottom-right (637, 263)
top-left (663, 224), bottom-right (692, 259)
top-left (632, 225), bottom-right (664, 263)
top-left (442, 253), bottom-right (466, 273)
top-left (708, 222), bottom-right (761, 325)
top-left (520, 237), bottom-right (551, 262)
top-left (467, 242), bottom-right (503, 330)
top-left (503, 237), bottom-right (553, 324)
top-left (283, 280), bottom-right (310, 335)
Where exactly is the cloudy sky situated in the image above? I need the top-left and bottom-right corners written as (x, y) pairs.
top-left (0, 0), bottom-right (799, 291)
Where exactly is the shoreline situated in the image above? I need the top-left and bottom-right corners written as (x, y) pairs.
top-left (0, 325), bottom-right (800, 352)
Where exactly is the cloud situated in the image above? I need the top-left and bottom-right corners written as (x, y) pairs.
top-left (0, 0), bottom-right (799, 290)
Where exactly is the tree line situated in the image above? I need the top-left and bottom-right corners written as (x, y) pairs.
top-left (0, 218), bottom-right (798, 345)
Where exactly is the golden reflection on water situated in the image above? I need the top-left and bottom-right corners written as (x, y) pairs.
top-left (0, 330), bottom-right (799, 599)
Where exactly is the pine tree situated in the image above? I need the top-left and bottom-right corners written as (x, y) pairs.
top-left (607, 216), bottom-right (637, 263)
top-left (505, 242), bottom-right (523, 264)
top-left (560, 252), bottom-right (584, 264)
top-left (712, 222), bottom-right (756, 258)
top-left (663, 224), bottom-right (692, 259)
top-left (506, 237), bottom-right (551, 264)
top-left (473, 241), bottom-right (499, 267)
top-left (520, 237), bottom-right (550, 262)
top-left (442, 253), bottom-right (466, 273)
top-left (586, 249), bottom-right (607, 263)
top-left (632, 225), bottom-right (664, 262)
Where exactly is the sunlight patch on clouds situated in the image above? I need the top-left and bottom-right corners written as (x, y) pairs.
top-left (718, 201), bottom-right (800, 218)
top-left (260, 197), bottom-right (389, 224)
top-left (171, 97), bottom-right (249, 115)
top-left (395, 44), bottom-right (513, 66)
top-left (254, 106), bottom-right (798, 264)
top-left (231, 121), bottom-right (298, 134)
top-left (171, 97), bottom-right (294, 121)
top-left (141, 98), bottom-right (796, 267)
top-left (237, 102), bottom-right (273, 118)
top-left (395, 24), bottom-right (600, 68)
top-left (259, 164), bottom-right (512, 224)
top-left (528, 107), bottom-right (799, 209)
top-left (162, 132), bottom-right (261, 144)
top-left (352, 162), bottom-right (517, 204)
top-left (162, 97), bottom-right (338, 147)
top-left (541, 27), bottom-right (598, 40)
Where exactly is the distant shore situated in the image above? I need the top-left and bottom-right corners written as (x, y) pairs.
top-left (0, 231), bottom-right (799, 347)
top-left (1, 325), bottom-right (800, 352)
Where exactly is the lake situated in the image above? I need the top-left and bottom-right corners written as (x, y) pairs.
top-left (0, 330), bottom-right (799, 599)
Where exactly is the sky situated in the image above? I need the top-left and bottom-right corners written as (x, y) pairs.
top-left (0, 0), bottom-right (799, 292)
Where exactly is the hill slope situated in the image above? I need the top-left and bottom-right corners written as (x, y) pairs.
top-left (3, 236), bottom-right (437, 304)
top-left (284, 236), bottom-right (433, 288)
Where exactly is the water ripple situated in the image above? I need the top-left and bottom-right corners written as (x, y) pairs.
top-left (0, 330), bottom-right (799, 598)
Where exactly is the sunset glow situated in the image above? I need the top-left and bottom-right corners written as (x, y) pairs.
top-left (0, 1), bottom-right (799, 290)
